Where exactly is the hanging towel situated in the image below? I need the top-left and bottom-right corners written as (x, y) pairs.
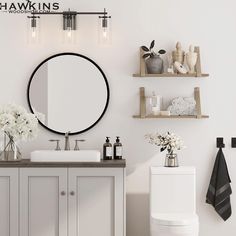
top-left (206, 148), bottom-right (232, 221)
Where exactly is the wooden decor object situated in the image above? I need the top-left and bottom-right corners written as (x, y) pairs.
top-left (133, 87), bottom-right (209, 119)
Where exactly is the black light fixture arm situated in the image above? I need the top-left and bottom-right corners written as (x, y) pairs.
top-left (98, 8), bottom-right (111, 28)
top-left (30, 9), bottom-right (109, 16)
top-left (99, 8), bottom-right (111, 19)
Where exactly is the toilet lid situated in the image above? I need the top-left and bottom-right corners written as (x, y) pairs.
top-left (151, 213), bottom-right (199, 226)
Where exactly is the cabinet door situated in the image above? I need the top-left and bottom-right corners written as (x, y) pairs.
top-left (20, 168), bottom-right (67, 236)
top-left (68, 168), bottom-right (125, 236)
top-left (0, 168), bottom-right (18, 236)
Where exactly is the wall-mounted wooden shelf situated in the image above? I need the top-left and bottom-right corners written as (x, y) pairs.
top-left (133, 73), bottom-right (209, 78)
top-left (133, 87), bottom-right (209, 119)
top-left (134, 47), bottom-right (209, 78)
top-left (133, 115), bottom-right (209, 119)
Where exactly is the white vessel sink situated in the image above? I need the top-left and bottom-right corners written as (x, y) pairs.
top-left (30, 150), bottom-right (101, 162)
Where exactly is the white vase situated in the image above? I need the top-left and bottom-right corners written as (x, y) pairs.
top-left (186, 45), bottom-right (198, 74)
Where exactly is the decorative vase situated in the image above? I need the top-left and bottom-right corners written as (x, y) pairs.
top-left (186, 45), bottom-right (198, 74)
top-left (145, 55), bottom-right (164, 74)
top-left (0, 134), bottom-right (21, 161)
top-left (165, 153), bottom-right (179, 167)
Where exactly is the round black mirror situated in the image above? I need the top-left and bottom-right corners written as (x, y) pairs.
top-left (27, 52), bottom-right (110, 135)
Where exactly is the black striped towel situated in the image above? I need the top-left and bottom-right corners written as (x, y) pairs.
top-left (206, 148), bottom-right (232, 221)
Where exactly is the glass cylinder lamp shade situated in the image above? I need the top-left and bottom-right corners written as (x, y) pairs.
top-left (98, 16), bottom-right (112, 45)
top-left (63, 12), bottom-right (77, 44)
top-left (27, 16), bottom-right (40, 44)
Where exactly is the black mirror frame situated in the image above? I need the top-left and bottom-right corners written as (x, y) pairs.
top-left (27, 52), bottom-right (110, 136)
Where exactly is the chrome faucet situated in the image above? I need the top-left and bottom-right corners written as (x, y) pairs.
top-left (65, 131), bottom-right (71, 150)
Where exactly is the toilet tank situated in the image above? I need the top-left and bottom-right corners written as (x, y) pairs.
top-left (150, 167), bottom-right (196, 214)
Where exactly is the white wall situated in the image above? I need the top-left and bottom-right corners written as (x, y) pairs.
top-left (0, 0), bottom-right (235, 235)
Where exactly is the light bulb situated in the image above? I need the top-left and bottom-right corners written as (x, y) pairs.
top-left (31, 28), bottom-right (36, 38)
top-left (102, 29), bottom-right (108, 38)
top-left (67, 27), bottom-right (72, 38)
top-left (63, 27), bottom-right (76, 44)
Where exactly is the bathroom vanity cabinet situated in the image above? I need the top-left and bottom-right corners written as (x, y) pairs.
top-left (0, 168), bottom-right (18, 236)
top-left (0, 160), bottom-right (126, 236)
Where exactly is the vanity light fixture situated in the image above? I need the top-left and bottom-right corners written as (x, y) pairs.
top-left (63, 9), bottom-right (77, 43)
top-left (27, 14), bottom-right (40, 43)
top-left (98, 9), bottom-right (112, 45)
top-left (27, 8), bottom-right (111, 44)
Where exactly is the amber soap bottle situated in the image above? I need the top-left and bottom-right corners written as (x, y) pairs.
top-left (103, 137), bottom-right (112, 160)
top-left (114, 136), bottom-right (123, 160)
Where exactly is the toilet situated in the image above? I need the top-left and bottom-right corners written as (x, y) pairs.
top-left (150, 167), bottom-right (199, 236)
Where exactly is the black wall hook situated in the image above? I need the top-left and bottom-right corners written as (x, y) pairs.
top-left (216, 137), bottom-right (225, 148)
top-left (231, 137), bottom-right (236, 148)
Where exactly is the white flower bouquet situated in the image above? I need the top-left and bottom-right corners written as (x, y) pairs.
top-left (0, 104), bottom-right (38, 161)
top-left (145, 131), bottom-right (184, 155)
top-left (0, 104), bottom-right (38, 141)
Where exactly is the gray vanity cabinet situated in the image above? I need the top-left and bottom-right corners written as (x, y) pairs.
top-left (19, 167), bottom-right (125, 236)
top-left (20, 168), bottom-right (68, 236)
top-left (68, 168), bottom-right (125, 236)
top-left (0, 168), bottom-right (18, 236)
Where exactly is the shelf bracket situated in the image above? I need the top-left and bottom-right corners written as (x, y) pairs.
top-left (194, 87), bottom-right (202, 118)
top-left (194, 46), bottom-right (202, 77)
top-left (139, 87), bottom-right (146, 118)
top-left (139, 47), bottom-right (146, 76)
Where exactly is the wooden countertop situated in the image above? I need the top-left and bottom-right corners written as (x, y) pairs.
top-left (0, 159), bottom-right (126, 168)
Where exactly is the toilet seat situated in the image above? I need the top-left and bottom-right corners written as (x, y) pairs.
top-left (151, 213), bottom-right (199, 226)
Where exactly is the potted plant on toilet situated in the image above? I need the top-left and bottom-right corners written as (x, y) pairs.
top-left (145, 131), bottom-right (184, 167)
top-left (141, 40), bottom-right (166, 74)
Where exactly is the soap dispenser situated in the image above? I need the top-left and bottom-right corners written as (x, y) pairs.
top-left (103, 137), bottom-right (112, 160)
top-left (114, 136), bottom-right (123, 160)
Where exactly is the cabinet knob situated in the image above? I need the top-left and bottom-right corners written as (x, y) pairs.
top-left (70, 191), bottom-right (75, 196)
top-left (60, 191), bottom-right (66, 196)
